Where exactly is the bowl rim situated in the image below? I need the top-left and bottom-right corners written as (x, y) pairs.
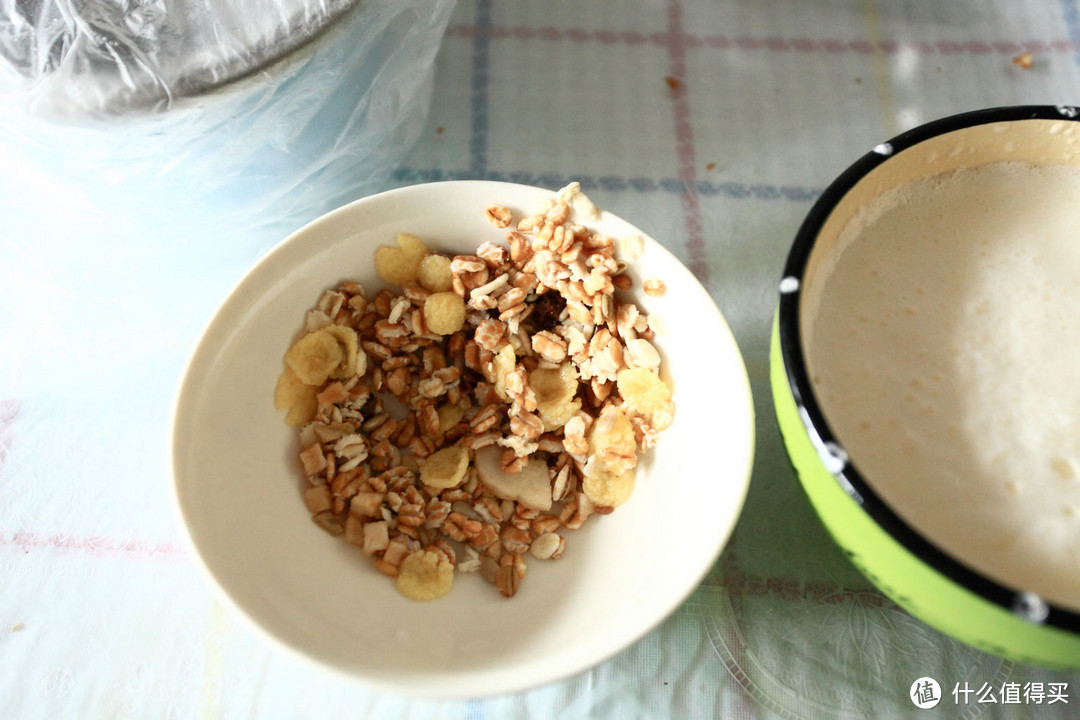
top-left (776, 104), bottom-right (1080, 634)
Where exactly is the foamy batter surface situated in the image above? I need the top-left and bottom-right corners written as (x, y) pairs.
top-left (805, 161), bottom-right (1080, 611)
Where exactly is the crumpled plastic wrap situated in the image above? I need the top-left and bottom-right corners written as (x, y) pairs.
top-left (0, 0), bottom-right (457, 399)
top-left (3, 0), bottom-right (358, 117)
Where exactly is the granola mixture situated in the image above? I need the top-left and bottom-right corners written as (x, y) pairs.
top-left (274, 183), bottom-right (674, 600)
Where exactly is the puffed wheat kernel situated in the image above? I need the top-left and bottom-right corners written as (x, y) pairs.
top-left (420, 446), bottom-right (470, 489)
top-left (375, 233), bottom-right (430, 286)
top-left (418, 254), bottom-right (454, 293)
top-left (616, 367), bottom-right (673, 417)
top-left (274, 368), bottom-right (319, 426)
top-left (424, 292), bottom-right (467, 335)
top-left (582, 467), bottom-right (636, 507)
top-left (396, 550), bottom-right (454, 601)
top-left (285, 329), bottom-right (344, 386)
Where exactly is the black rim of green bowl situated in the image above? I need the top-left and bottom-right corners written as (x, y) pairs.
top-left (778, 104), bottom-right (1080, 637)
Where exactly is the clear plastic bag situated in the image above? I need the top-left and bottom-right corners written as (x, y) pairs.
top-left (0, 0), bottom-right (456, 397)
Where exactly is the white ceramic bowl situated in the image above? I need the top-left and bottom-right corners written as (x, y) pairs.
top-left (170, 181), bottom-right (755, 697)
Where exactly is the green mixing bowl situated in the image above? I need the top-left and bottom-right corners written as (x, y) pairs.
top-left (771, 105), bottom-right (1080, 669)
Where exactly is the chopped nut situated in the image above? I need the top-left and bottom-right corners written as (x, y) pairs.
top-left (383, 538), bottom-right (412, 566)
top-left (362, 520), bottom-right (390, 555)
top-left (343, 514), bottom-right (365, 546)
top-left (304, 484), bottom-right (333, 514)
top-left (350, 492), bottom-right (383, 518)
top-left (312, 510), bottom-right (345, 536)
top-left (299, 442), bottom-right (328, 476)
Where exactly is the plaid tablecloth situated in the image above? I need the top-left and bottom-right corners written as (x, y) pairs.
top-left (4, 0), bottom-right (1080, 717)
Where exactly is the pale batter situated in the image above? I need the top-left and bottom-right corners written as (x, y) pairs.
top-left (805, 160), bottom-right (1080, 611)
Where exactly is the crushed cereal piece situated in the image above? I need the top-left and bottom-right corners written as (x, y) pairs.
top-left (642, 278), bottom-right (666, 297)
top-left (1013, 52), bottom-right (1034, 69)
top-left (485, 204), bottom-right (513, 228)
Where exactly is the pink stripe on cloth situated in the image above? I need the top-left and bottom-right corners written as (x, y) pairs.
top-left (1, 531), bottom-right (188, 560)
top-left (446, 24), bottom-right (1075, 57)
top-left (665, 0), bottom-right (708, 282)
top-left (0, 399), bottom-right (19, 497)
top-left (446, 24), bottom-right (668, 45)
top-left (0, 400), bottom-right (19, 478)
